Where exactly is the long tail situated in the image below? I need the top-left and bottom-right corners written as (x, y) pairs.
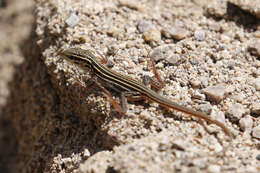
top-left (144, 93), bottom-right (233, 138)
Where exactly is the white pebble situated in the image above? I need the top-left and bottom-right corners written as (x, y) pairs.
top-left (239, 115), bottom-right (253, 132)
top-left (65, 12), bottom-right (79, 27)
top-left (194, 30), bottom-right (205, 41)
top-left (207, 164), bottom-right (221, 173)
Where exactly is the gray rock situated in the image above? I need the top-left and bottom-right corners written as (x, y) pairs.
top-left (137, 20), bottom-right (154, 33)
top-left (226, 103), bottom-right (246, 122)
top-left (149, 44), bottom-right (184, 65)
top-left (202, 84), bottom-right (228, 103)
top-left (252, 126), bottom-right (260, 139)
top-left (143, 29), bottom-right (161, 43)
top-left (162, 26), bottom-right (189, 40)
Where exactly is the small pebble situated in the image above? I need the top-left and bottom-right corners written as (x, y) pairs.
top-left (161, 27), bottom-right (172, 38)
top-left (252, 126), bottom-right (260, 139)
top-left (194, 30), bottom-right (205, 41)
top-left (230, 93), bottom-right (245, 103)
top-left (192, 90), bottom-right (205, 100)
top-left (202, 84), bottom-right (227, 103)
top-left (166, 54), bottom-right (182, 65)
top-left (256, 154), bottom-right (260, 161)
top-left (143, 29), bottom-right (161, 43)
top-left (207, 164), bottom-right (221, 173)
top-left (83, 149), bottom-right (91, 157)
top-left (158, 143), bottom-right (168, 151)
top-left (190, 80), bottom-right (201, 89)
top-left (125, 26), bottom-right (136, 34)
top-left (220, 34), bottom-right (231, 43)
top-left (107, 26), bottom-right (122, 38)
top-left (200, 77), bottom-right (209, 87)
top-left (239, 115), bottom-right (253, 132)
top-left (189, 57), bottom-right (199, 65)
top-left (126, 40), bottom-right (136, 48)
top-left (198, 103), bottom-right (212, 115)
top-left (137, 20), bottom-right (154, 33)
top-left (65, 12), bottom-right (79, 27)
top-left (208, 23), bottom-right (220, 32)
top-left (165, 26), bottom-right (189, 40)
top-left (211, 111), bottom-right (225, 124)
top-left (226, 103), bottom-right (246, 122)
top-left (183, 41), bottom-right (196, 50)
top-left (150, 44), bottom-right (183, 65)
top-left (253, 78), bottom-right (260, 91)
top-left (251, 102), bottom-right (260, 118)
top-left (248, 40), bottom-right (260, 58)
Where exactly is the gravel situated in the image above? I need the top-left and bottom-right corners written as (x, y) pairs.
top-left (0, 0), bottom-right (259, 172)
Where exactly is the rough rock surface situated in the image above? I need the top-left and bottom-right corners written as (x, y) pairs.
top-left (0, 0), bottom-right (259, 173)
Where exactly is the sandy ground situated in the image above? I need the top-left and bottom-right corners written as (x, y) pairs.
top-left (0, 0), bottom-right (259, 173)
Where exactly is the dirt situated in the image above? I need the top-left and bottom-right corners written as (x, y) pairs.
top-left (0, 0), bottom-right (259, 173)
